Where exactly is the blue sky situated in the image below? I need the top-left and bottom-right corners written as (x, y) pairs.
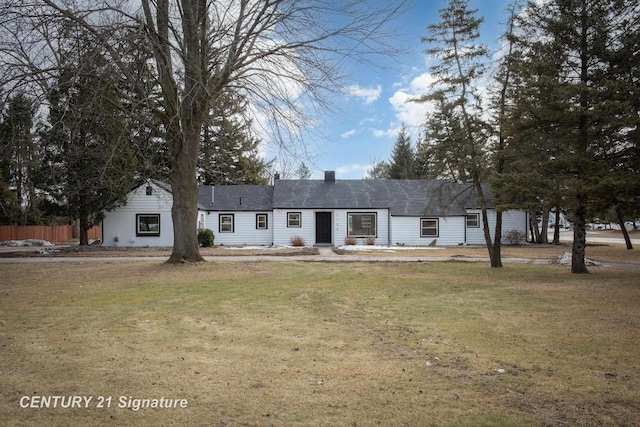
top-left (298, 0), bottom-right (515, 179)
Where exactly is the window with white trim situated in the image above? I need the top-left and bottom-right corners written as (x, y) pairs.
top-left (420, 218), bottom-right (439, 237)
top-left (348, 212), bottom-right (377, 237)
top-left (136, 214), bottom-right (160, 236)
top-left (466, 213), bottom-right (480, 228)
top-left (256, 214), bottom-right (268, 230)
top-left (219, 214), bottom-right (234, 233)
top-left (287, 212), bottom-right (301, 228)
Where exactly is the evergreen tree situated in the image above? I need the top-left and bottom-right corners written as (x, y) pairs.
top-left (0, 170), bottom-right (22, 224)
top-left (415, 0), bottom-right (501, 266)
top-left (388, 125), bottom-right (416, 179)
top-left (413, 132), bottom-right (432, 179)
top-left (0, 93), bottom-right (41, 224)
top-left (199, 93), bottom-right (270, 186)
top-left (39, 29), bottom-right (137, 245)
top-left (507, 0), bottom-right (640, 272)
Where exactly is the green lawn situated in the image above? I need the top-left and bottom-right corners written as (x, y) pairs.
top-left (1, 261), bottom-right (639, 426)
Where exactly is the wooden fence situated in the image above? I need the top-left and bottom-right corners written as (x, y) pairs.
top-left (0, 225), bottom-right (101, 243)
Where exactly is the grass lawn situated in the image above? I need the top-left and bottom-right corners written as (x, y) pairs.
top-left (1, 260), bottom-right (639, 426)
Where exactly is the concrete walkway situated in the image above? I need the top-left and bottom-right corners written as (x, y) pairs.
top-left (0, 248), bottom-right (552, 265)
top-left (1, 239), bottom-right (638, 269)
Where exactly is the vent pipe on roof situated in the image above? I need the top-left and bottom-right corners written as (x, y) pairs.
top-left (325, 171), bottom-right (335, 183)
top-left (274, 172), bottom-right (280, 181)
top-left (211, 187), bottom-right (215, 204)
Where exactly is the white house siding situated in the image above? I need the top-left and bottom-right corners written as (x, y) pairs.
top-left (203, 211), bottom-right (273, 246)
top-left (465, 209), bottom-right (528, 245)
top-left (101, 182), bottom-right (174, 247)
top-left (272, 208), bottom-right (389, 246)
top-left (390, 216), bottom-right (466, 246)
top-left (333, 209), bottom-right (389, 246)
top-left (500, 210), bottom-right (529, 242)
top-left (272, 209), bottom-right (316, 246)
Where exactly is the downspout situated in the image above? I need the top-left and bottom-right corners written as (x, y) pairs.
top-left (388, 208), bottom-right (391, 246)
top-left (464, 215), bottom-right (467, 244)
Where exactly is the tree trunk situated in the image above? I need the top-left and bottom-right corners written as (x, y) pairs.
top-left (530, 211), bottom-right (541, 243)
top-left (475, 181), bottom-right (502, 268)
top-left (552, 207), bottom-right (561, 244)
top-left (167, 129), bottom-right (204, 263)
top-left (571, 193), bottom-right (589, 273)
top-left (491, 210), bottom-right (503, 268)
top-left (616, 208), bottom-right (633, 250)
top-left (540, 208), bottom-right (549, 244)
top-left (79, 214), bottom-right (89, 246)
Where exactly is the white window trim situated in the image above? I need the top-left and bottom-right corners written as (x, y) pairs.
top-left (219, 214), bottom-right (234, 233)
top-left (420, 218), bottom-right (439, 237)
top-left (256, 213), bottom-right (268, 230)
top-left (287, 212), bottom-right (301, 228)
top-left (466, 213), bottom-right (480, 228)
top-left (347, 212), bottom-right (377, 237)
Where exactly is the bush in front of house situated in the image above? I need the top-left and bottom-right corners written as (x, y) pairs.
top-left (344, 236), bottom-right (357, 245)
top-left (504, 229), bottom-right (525, 245)
top-left (198, 228), bottom-right (215, 247)
top-left (289, 235), bottom-right (306, 247)
top-left (365, 237), bottom-right (376, 245)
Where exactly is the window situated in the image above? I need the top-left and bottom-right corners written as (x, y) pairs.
top-left (136, 214), bottom-right (160, 236)
top-left (145, 186), bottom-right (153, 195)
top-left (466, 213), bottom-right (480, 228)
top-left (256, 214), bottom-right (268, 230)
top-left (287, 212), bottom-right (301, 228)
top-left (348, 213), bottom-right (376, 237)
top-left (219, 214), bottom-right (234, 233)
top-left (420, 218), bottom-right (439, 237)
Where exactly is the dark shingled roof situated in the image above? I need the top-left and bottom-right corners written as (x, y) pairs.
top-left (197, 179), bottom-right (494, 216)
top-left (272, 179), bottom-right (493, 216)
top-left (198, 185), bottom-right (274, 211)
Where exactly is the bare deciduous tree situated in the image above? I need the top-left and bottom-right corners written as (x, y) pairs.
top-left (1, 0), bottom-right (407, 262)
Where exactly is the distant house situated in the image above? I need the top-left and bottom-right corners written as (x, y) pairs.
top-left (101, 172), bottom-right (527, 247)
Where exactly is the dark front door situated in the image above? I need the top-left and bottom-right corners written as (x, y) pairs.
top-left (315, 212), bottom-right (332, 244)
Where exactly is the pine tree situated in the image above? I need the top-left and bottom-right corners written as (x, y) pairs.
top-left (199, 93), bottom-right (270, 186)
top-left (39, 30), bottom-right (137, 245)
top-left (413, 132), bottom-right (432, 179)
top-left (0, 93), bottom-right (40, 224)
top-left (415, 0), bottom-right (500, 266)
top-left (388, 125), bottom-right (416, 179)
top-left (507, 0), bottom-right (640, 272)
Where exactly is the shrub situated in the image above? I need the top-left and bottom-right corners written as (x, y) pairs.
top-left (344, 236), bottom-right (357, 245)
top-left (504, 229), bottom-right (525, 245)
top-left (365, 236), bottom-right (376, 245)
top-left (198, 228), bottom-right (215, 247)
top-left (289, 235), bottom-right (306, 247)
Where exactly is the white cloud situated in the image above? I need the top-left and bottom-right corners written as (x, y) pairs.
top-left (344, 84), bottom-right (382, 105)
top-left (371, 72), bottom-right (436, 139)
top-left (371, 124), bottom-right (402, 139)
top-left (335, 163), bottom-right (371, 177)
top-left (340, 129), bottom-right (357, 138)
